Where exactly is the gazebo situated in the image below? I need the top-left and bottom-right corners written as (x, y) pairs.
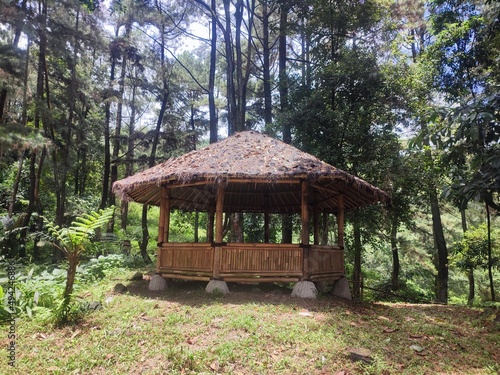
top-left (113, 131), bottom-right (388, 297)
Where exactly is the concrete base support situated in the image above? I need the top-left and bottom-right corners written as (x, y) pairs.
top-left (148, 274), bottom-right (167, 291)
top-left (331, 277), bottom-right (352, 300)
top-left (205, 279), bottom-right (229, 294)
top-left (291, 281), bottom-right (318, 299)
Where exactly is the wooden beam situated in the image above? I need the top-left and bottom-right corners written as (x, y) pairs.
top-left (337, 194), bottom-right (345, 248)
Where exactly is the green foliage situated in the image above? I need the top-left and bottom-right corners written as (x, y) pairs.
top-left (40, 207), bottom-right (114, 324)
top-left (0, 254), bottom-right (141, 323)
top-left (452, 224), bottom-right (499, 271)
top-left (43, 207), bottom-right (115, 256)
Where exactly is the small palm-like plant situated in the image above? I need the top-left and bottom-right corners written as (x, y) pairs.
top-left (44, 207), bottom-right (114, 323)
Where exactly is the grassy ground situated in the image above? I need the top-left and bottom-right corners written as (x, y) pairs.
top-left (3, 269), bottom-right (499, 375)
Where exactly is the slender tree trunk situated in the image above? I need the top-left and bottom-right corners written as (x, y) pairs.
top-left (223, 0), bottom-right (237, 135)
top-left (209, 0), bottom-right (218, 143)
top-left (279, 1), bottom-right (290, 144)
top-left (139, 25), bottom-right (169, 264)
top-left (278, 2), bottom-right (292, 243)
top-left (100, 38), bottom-right (118, 210)
top-left (485, 202), bottom-right (495, 301)
top-left (55, 8), bottom-right (80, 227)
top-left (121, 66), bottom-right (138, 230)
top-left (429, 186), bottom-right (448, 303)
top-left (110, 35), bottom-right (130, 227)
top-left (352, 217), bottom-right (362, 300)
top-left (0, 89), bottom-right (6, 122)
top-left (9, 154), bottom-right (25, 217)
top-left (139, 205), bottom-right (152, 264)
top-left (262, 1), bottom-right (272, 128)
top-left (391, 215), bottom-right (400, 291)
top-left (421, 119), bottom-right (448, 303)
top-left (459, 208), bottom-right (475, 305)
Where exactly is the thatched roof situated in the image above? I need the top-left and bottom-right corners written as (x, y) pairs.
top-left (112, 131), bottom-right (388, 214)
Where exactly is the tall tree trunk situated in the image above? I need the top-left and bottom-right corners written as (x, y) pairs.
top-left (55, 8), bottom-right (80, 227)
top-left (279, 1), bottom-right (290, 144)
top-left (459, 208), bottom-right (474, 305)
top-left (421, 118), bottom-right (448, 304)
top-left (352, 217), bottom-right (362, 300)
top-left (109, 35), bottom-right (130, 230)
top-left (139, 25), bottom-right (169, 264)
top-left (429, 186), bottom-right (448, 303)
top-left (0, 89), bottom-right (6, 122)
top-left (223, 0), bottom-right (237, 135)
top-left (100, 36), bottom-right (119, 210)
top-left (262, 1), bottom-right (272, 128)
top-left (9, 154), bottom-right (25, 217)
top-left (279, 1), bottom-right (292, 243)
top-left (121, 66), bottom-right (139, 230)
top-left (209, 0), bottom-right (218, 143)
top-left (139, 204), bottom-right (152, 264)
top-left (391, 215), bottom-right (400, 291)
top-left (485, 202), bottom-right (495, 302)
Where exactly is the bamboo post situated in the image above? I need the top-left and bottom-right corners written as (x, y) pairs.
top-left (337, 194), bottom-right (344, 248)
top-left (157, 186), bottom-right (167, 244)
top-left (301, 181), bottom-right (310, 280)
top-left (157, 186), bottom-right (170, 271)
top-left (213, 181), bottom-right (225, 279)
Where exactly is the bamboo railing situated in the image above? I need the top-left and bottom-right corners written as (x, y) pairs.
top-left (157, 243), bottom-right (344, 283)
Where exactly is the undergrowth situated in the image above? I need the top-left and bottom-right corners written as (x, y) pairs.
top-left (0, 254), bottom-right (145, 324)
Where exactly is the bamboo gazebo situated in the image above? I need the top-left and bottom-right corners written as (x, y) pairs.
top-left (113, 131), bottom-right (388, 297)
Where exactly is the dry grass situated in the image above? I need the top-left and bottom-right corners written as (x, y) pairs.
top-left (3, 271), bottom-right (499, 375)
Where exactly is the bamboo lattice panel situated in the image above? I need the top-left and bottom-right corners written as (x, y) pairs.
top-left (220, 245), bottom-right (302, 274)
top-left (309, 246), bottom-right (344, 274)
top-left (159, 244), bottom-right (213, 271)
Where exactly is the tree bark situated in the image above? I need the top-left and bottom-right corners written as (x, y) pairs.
top-left (121, 64), bottom-right (139, 230)
top-left (262, 1), bottom-right (272, 128)
top-left (139, 23), bottom-right (169, 264)
top-left (110, 31), bottom-right (130, 225)
top-left (278, 2), bottom-right (292, 243)
top-left (430, 186), bottom-right (448, 304)
top-left (391, 215), bottom-right (400, 291)
top-left (352, 217), bottom-right (362, 300)
top-left (486, 202), bottom-right (496, 301)
top-left (100, 33), bottom-right (119, 210)
top-left (139, 204), bottom-right (152, 264)
top-left (209, 0), bottom-right (218, 143)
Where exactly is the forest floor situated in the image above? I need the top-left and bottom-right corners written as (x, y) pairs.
top-left (3, 269), bottom-right (499, 375)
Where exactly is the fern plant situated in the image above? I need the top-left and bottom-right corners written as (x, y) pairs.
top-left (43, 207), bottom-right (114, 324)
